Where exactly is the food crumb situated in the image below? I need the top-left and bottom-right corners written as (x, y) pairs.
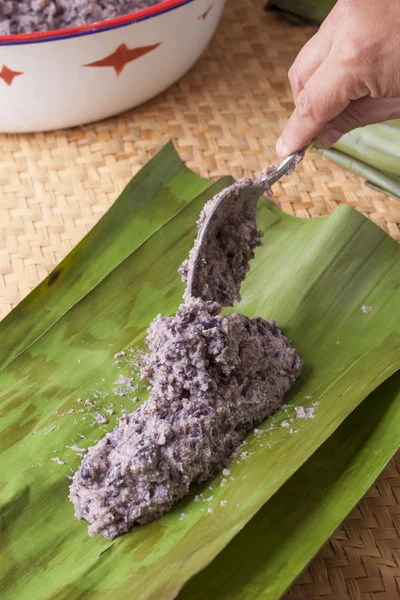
top-left (240, 452), bottom-right (254, 460)
top-left (295, 406), bottom-right (315, 419)
top-left (115, 375), bottom-right (136, 388)
top-left (60, 409), bottom-right (74, 416)
top-left (94, 413), bottom-right (109, 425)
top-left (68, 445), bottom-right (87, 454)
top-left (361, 305), bottom-right (373, 314)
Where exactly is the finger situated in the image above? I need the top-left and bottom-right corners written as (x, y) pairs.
top-left (315, 97), bottom-right (400, 148)
top-left (276, 56), bottom-right (367, 158)
top-left (288, 30), bottom-right (332, 103)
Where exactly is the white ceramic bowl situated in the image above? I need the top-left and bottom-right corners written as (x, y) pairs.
top-left (0, 0), bottom-right (225, 133)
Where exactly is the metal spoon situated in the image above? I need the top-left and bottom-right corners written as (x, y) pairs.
top-left (185, 148), bottom-right (307, 306)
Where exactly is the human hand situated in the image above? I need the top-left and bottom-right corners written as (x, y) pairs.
top-left (276, 0), bottom-right (400, 158)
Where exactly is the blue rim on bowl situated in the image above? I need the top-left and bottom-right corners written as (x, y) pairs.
top-left (0, 0), bottom-right (194, 46)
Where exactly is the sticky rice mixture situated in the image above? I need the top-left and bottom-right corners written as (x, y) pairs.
top-left (69, 298), bottom-right (302, 539)
top-left (0, 0), bottom-right (164, 35)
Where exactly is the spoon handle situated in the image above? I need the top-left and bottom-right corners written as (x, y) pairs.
top-left (259, 144), bottom-right (310, 187)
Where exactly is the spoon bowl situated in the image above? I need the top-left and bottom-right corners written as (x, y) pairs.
top-left (185, 147), bottom-right (308, 306)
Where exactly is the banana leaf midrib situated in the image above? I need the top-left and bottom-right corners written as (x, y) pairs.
top-left (333, 121), bottom-right (400, 177)
top-left (313, 146), bottom-right (400, 201)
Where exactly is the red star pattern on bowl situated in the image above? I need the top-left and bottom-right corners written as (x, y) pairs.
top-left (0, 65), bottom-right (23, 87)
top-left (84, 42), bottom-right (161, 76)
top-left (198, 4), bottom-right (213, 20)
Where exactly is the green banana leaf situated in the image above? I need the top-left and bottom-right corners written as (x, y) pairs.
top-left (314, 147), bottom-right (400, 202)
top-left (324, 121), bottom-right (400, 201)
top-left (265, 0), bottom-right (336, 24)
top-left (1, 144), bottom-right (399, 600)
top-left (180, 371), bottom-right (400, 599)
top-left (334, 120), bottom-right (400, 177)
top-left (0, 142), bottom-right (217, 370)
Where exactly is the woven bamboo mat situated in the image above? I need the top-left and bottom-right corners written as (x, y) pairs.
top-left (0, 0), bottom-right (399, 597)
top-left (290, 453), bottom-right (400, 600)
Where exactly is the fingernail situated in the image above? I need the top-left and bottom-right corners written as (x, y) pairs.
top-left (276, 136), bottom-right (287, 158)
top-left (318, 129), bottom-right (341, 149)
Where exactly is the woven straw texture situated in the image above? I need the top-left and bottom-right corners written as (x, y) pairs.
top-left (291, 453), bottom-right (400, 600)
top-left (0, 0), bottom-right (399, 597)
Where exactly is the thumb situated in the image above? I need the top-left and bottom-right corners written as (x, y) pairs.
top-left (315, 97), bottom-right (400, 148)
top-left (276, 55), bottom-right (360, 158)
